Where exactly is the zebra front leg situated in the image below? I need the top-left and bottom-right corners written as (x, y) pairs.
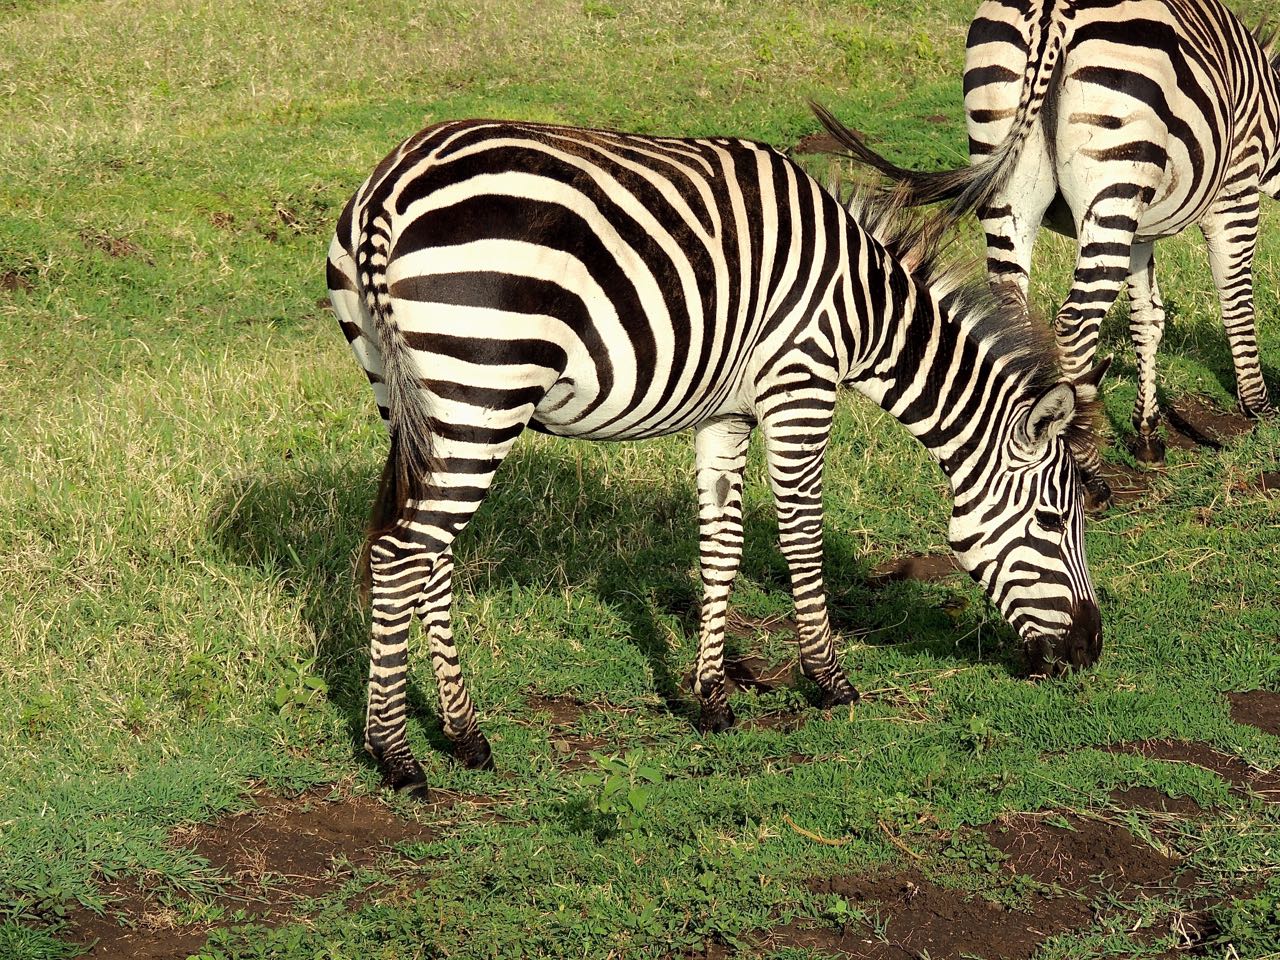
top-left (761, 399), bottom-right (858, 708)
top-left (1127, 242), bottom-right (1167, 464)
top-left (419, 550), bottom-right (492, 769)
top-left (1204, 197), bottom-right (1276, 420)
top-left (691, 416), bottom-right (754, 734)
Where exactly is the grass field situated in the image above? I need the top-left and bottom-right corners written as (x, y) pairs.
top-left (1, 1), bottom-right (1279, 958)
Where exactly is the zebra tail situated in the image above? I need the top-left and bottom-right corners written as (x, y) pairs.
top-left (354, 207), bottom-right (435, 593)
top-left (809, 13), bottom-right (1065, 222)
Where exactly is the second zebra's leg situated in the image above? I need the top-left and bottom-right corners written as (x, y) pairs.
top-left (1126, 242), bottom-right (1167, 463)
top-left (1054, 198), bottom-right (1141, 509)
top-left (760, 392), bottom-right (858, 708)
top-left (691, 415), bottom-right (754, 734)
top-left (1203, 195), bottom-right (1276, 420)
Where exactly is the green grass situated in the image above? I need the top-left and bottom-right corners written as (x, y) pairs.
top-left (1, 0), bottom-right (1278, 958)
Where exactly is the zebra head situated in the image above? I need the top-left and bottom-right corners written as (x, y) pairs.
top-left (947, 359), bottom-right (1110, 676)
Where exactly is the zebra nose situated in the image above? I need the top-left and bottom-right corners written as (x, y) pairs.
top-left (1022, 600), bottom-right (1102, 677)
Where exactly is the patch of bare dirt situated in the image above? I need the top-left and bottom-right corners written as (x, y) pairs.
top-left (64, 788), bottom-right (436, 960)
top-left (0, 270), bottom-right (34, 292)
top-left (1104, 740), bottom-right (1280, 804)
top-left (209, 211), bottom-right (235, 229)
top-left (1165, 396), bottom-right (1255, 449)
top-left (791, 131), bottom-right (847, 155)
top-left (983, 811), bottom-right (1179, 894)
top-left (1109, 786), bottom-right (1205, 816)
top-left (527, 694), bottom-right (610, 768)
top-left (1228, 689), bottom-right (1280, 737)
top-left (868, 553), bottom-right (961, 587)
top-left (528, 693), bottom-right (587, 727)
top-left (1241, 471), bottom-right (1280, 497)
top-left (923, 113), bottom-right (950, 124)
top-left (1099, 460), bottom-right (1157, 504)
top-left (724, 654), bottom-right (800, 694)
top-left (758, 870), bottom-right (1091, 960)
top-left (80, 229), bottom-right (149, 262)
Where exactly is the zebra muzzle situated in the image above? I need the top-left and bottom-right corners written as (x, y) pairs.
top-left (1023, 599), bottom-right (1102, 677)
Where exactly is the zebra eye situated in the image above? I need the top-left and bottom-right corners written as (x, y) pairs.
top-left (1035, 510), bottom-right (1067, 533)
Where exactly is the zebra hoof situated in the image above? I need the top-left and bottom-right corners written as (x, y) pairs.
top-left (1240, 400), bottom-right (1276, 421)
top-left (697, 701), bottom-right (737, 734)
top-left (1083, 476), bottom-right (1112, 514)
top-left (382, 758), bottom-right (431, 801)
top-left (819, 682), bottom-right (860, 709)
top-left (1132, 434), bottom-right (1165, 465)
top-left (456, 733), bottom-right (495, 771)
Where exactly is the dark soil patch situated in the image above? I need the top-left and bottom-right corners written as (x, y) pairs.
top-left (1242, 471), bottom-right (1280, 497)
top-left (64, 789), bottom-right (435, 960)
top-left (759, 869), bottom-right (1091, 960)
top-left (923, 113), bottom-right (950, 124)
top-left (724, 654), bottom-right (800, 693)
top-left (1228, 689), bottom-right (1280, 737)
top-left (182, 790), bottom-right (433, 892)
top-left (867, 553), bottom-right (961, 587)
top-left (527, 694), bottom-right (610, 768)
top-left (983, 811), bottom-right (1178, 893)
top-left (0, 270), bottom-right (34, 292)
top-left (1165, 396), bottom-right (1255, 448)
top-left (1104, 740), bottom-right (1280, 804)
top-left (1109, 786), bottom-right (1205, 816)
top-left (80, 229), bottom-right (148, 261)
top-left (527, 693), bottom-right (587, 727)
top-left (1099, 459), bottom-right (1157, 504)
top-left (209, 211), bottom-right (235, 229)
top-left (792, 131), bottom-right (848, 155)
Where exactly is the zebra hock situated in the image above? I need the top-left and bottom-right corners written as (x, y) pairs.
top-left (819, 0), bottom-right (1280, 503)
top-left (328, 117), bottom-right (1107, 798)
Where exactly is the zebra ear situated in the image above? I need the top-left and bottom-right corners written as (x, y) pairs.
top-left (1021, 382), bottom-right (1077, 451)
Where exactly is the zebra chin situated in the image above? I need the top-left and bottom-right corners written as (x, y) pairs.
top-left (1020, 599), bottom-right (1103, 677)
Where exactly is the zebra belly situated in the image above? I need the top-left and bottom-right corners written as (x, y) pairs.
top-left (386, 292), bottom-right (751, 446)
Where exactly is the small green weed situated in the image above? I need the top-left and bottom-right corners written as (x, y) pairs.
top-left (580, 749), bottom-right (664, 836)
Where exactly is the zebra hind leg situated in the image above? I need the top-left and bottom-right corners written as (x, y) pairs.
top-left (1126, 242), bottom-right (1166, 464)
top-left (363, 415), bottom-right (529, 797)
top-left (1203, 195), bottom-right (1277, 421)
top-left (418, 549), bottom-right (494, 769)
top-left (1055, 205), bottom-right (1143, 511)
top-left (691, 416), bottom-right (754, 734)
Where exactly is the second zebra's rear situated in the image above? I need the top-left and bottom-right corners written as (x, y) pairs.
top-left (328, 118), bottom-right (1106, 798)
top-left (823, 0), bottom-right (1280, 497)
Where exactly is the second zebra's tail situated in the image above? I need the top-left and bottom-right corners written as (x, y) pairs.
top-left (810, 6), bottom-right (1066, 221)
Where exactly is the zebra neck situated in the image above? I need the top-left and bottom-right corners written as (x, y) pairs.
top-left (842, 286), bottom-right (1018, 488)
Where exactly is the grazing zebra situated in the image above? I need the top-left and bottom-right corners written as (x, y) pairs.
top-left (818, 0), bottom-right (1280, 498)
top-left (327, 117), bottom-right (1106, 798)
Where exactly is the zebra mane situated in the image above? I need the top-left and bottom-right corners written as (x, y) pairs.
top-left (1252, 18), bottom-right (1280, 66)
top-left (840, 183), bottom-right (1103, 457)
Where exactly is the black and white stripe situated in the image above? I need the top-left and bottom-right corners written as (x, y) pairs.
top-left (327, 117), bottom-right (1105, 797)
top-left (823, 0), bottom-right (1279, 494)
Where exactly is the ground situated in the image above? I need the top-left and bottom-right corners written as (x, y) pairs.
top-left (0, 1), bottom-right (1278, 959)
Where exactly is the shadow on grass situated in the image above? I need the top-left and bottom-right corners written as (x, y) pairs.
top-left (208, 439), bottom-right (1012, 768)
